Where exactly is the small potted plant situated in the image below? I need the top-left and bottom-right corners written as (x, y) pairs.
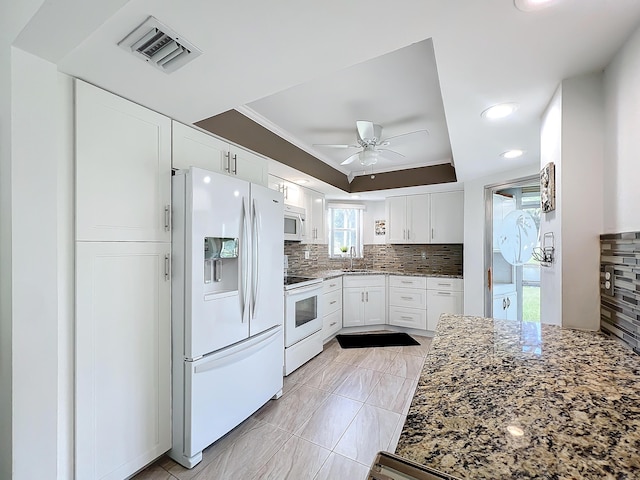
top-left (339, 246), bottom-right (349, 257)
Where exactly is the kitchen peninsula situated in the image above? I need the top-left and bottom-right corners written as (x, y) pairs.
top-left (396, 315), bottom-right (640, 479)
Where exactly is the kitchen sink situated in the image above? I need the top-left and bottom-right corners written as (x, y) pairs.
top-left (342, 269), bottom-right (373, 273)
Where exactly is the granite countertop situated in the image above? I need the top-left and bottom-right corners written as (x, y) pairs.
top-left (306, 270), bottom-right (463, 280)
top-left (396, 314), bottom-right (640, 479)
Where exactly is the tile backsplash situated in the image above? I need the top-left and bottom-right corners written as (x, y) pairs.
top-left (600, 232), bottom-right (640, 354)
top-left (284, 242), bottom-right (463, 276)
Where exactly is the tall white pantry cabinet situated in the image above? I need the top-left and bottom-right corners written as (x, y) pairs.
top-left (75, 80), bottom-right (171, 480)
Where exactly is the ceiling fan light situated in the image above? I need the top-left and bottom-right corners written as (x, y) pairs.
top-left (514, 0), bottom-right (557, 12)
top-left (481, 103), bottom-right (519, 120)
top-left (359, 147), bottom-right (379, 166)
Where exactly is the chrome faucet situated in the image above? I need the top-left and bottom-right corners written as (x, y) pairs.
top-left (349, 246), bottom-right (356, 270)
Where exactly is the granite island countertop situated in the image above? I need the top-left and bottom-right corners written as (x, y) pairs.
top-left (395, 314), bottom-right (640, 479)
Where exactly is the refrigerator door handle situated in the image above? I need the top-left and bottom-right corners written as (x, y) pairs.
top-left (251, 199), bottom-right (260, 319)
top-left (240, 198), bottom-right (249, 322)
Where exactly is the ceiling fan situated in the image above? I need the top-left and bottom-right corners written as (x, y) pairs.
top-left (313, 120), bottom-right (429, 168)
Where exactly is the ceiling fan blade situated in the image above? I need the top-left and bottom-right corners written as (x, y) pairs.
top-left (380, 129), bottom-right (429, 147)
top-left (313, 143), bottom-right (360, 149)
top-left (377, 148), bottom-right (405, 160)
top-left (340, 152), bottom-right (361, 165)
top-left (356, 121), bottom-right (383, 144)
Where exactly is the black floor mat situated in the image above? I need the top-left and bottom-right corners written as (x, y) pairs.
top-left (336, 332), bottom-right (420, 349)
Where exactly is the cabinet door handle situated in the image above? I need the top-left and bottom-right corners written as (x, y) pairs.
top-left (330, 300), bottom-right (337, 305)
top-left (330, 321), bottom-right (337, 327)
top-left (329, 283), bottom-right (337, 288)
top-left (164, 205), bottom-right (171, 232)
top-left (366, 291), bottom-right (369, 302)
top-left (361, 292), bottom-right (364, 302)
top-left (432, 228), bottom-right (435, 239)
top-left (503, 298), bottom-right (507, 310)
top-left (437, 292), bottom-right (451, 296)
top-left (232, 154), bottom-right (238, 174)
top-left (401, 280), bottom-right (413, 284)
top-left (407, 229), bottom-right (410, 240)
top-left (401, 296), bottom-right (413, 300)
top-left (400, 316), bottom-right (413, 320)
top-left (225, 151), bottom-right (231, 173)
top-left (164, 254), bottom-right (170, 281)
top-left (437, 282), bottom-right (451, 286)
top-left (403, 229), bottom-right (406, 240)
top-left (506, 297), bottom-right (511, 308)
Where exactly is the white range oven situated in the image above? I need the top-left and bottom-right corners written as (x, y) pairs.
top-left (283, 276), bottom-right (323, 375)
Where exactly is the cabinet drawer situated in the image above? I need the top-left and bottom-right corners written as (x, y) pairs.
top-left (323, 289), bottom-right (342, 314)
top-left (322, 309), bottom-right (342, 339)
top-left (388, 287), bottom-right (426, 309)
top-left (388, 306), bottom-right (427, 330)
top-left (389, 276), bottom-right (427, 289)
top-left (343, 275), bottom-right (386, 288)
top-left (323, 277), bottom-right (342, 294)
top-left (427, 277), bottom-right (463, 291)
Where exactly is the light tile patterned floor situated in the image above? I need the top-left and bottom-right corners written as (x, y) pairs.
top-left (134, 335), bottom-right (432, 480)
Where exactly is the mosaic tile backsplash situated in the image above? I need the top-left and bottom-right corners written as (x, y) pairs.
top-left (600, 232), bottom-right (640, 354)
top-left (284, 242), bottom-right (463, 276)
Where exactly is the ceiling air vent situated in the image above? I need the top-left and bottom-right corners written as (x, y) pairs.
top-left (118, 16), bottom-right (202, 74)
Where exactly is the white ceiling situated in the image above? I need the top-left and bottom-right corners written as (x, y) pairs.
top-left (15, 0), bottom-right (640, 199)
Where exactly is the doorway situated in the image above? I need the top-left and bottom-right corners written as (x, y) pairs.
top-left (485, 176), bottom-right (541, 322)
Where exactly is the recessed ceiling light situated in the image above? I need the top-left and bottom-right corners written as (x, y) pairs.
top-left (501, 150), bottom-right (524, 159)
top-left (293, 179), bottom-right (309, 185)
top-left (514, 0), bottom-right (557, 12)
top-left (481, 103), bottom-right (519, 120)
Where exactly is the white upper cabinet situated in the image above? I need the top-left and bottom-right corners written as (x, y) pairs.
top-left (172, 121), bottom-right (227, 173)
top-left (386, 191), bottom-right (463, 244)
top-left (386, 194), bottom-right (430, 243)
top-left (430, 191), bottom-right (464, 244)
top-left (75, 80), bottom-right (171, 242)
top-left (303, 188), bottom-right (326, 244)
top-left (228, 146), bottom-right (268, 186)
top-left (172, 121), bottom-right (267, 186)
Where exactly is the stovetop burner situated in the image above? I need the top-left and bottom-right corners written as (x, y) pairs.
top-left (284, 275), bottom-right (323, 290)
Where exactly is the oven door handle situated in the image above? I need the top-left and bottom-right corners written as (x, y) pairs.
top-left (284, 284), bottom-right (321, 296)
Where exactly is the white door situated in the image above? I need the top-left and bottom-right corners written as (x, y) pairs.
top-left (364, 285), bottom-right (386, 325)
top-left (186, 168), bottom-right (250, 358)
top-left (386, 196), bottom-right (407, 243)
top-left (75, 80), bottom-right (171, 242)
top-left (249, 183), bottom-right (284, 336)
top-left (172, 121), bottom-right (227, 172)
top-left (76, 242), bottom-right (171, 480)
top-left (431, 191), bottom-right (464, 243)
top-left (407, 194), bottom-right (430, 243)
top-left (343, 288), bottom-right (364, 326)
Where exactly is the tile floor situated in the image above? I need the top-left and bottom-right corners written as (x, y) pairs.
top-left (134, 334), bottom-right (432, 480)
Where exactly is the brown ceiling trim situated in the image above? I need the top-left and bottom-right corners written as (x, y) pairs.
top-left (349, 164), bottom-right (457, 192)
top-left (196, 110), bottom-right (350, 191)
top-left (196, 109), bottom-right (457, 193)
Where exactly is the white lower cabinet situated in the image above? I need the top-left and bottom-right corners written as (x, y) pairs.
top-left (322, 277), bottom-right (343, 341)
top-left (388, 276), bottom-right (427, 329)
top-left (343, 275), bottom-right (386, 327)
top-left (76, 242), bottom-right (171, 480)
top-left (492, 284), bottom-right (517, 321)
top-left (426, 278), bottom-right (464, 331)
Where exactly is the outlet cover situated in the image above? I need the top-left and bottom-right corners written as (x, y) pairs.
top-left (304, 250), bottom-right (310, 260)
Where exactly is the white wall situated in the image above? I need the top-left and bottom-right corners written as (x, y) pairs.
top-left (560, 73), bottom-right (604, 331)
top-left (9, 49), bottom-right (74, 479)
top-left (363, 200), bottom-right (385, 244)
top-left (604, 23), bottom-right (640, 234)
top-left (539, 87), bottom-right (563, 327)
top-left (1, 2), bottom-right (49, 477)
top-left (463, 163), bottom-right (540, 316)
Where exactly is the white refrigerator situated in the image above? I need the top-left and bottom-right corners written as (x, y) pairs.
top-left (170, 167), bottom-right (284, 468)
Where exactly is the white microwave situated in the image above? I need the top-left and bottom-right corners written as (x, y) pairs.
top-left (284, 205), bottom-right (305, 241)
